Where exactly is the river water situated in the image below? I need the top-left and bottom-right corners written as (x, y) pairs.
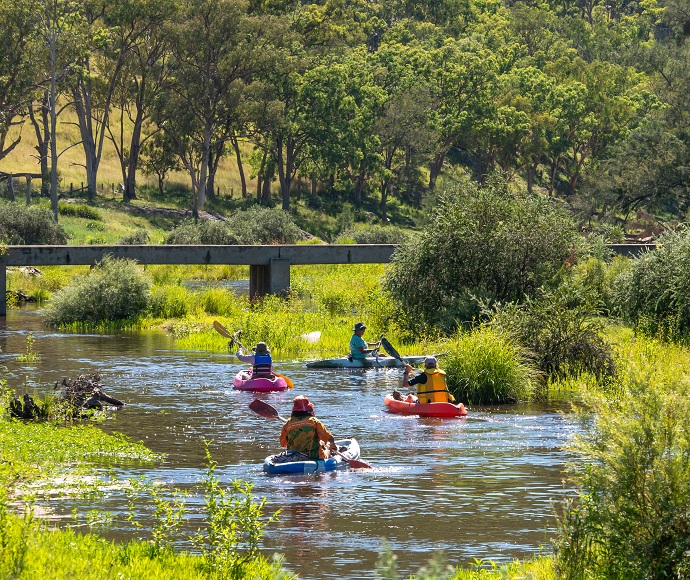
top-left (0, 306), bottom-right (579, 579)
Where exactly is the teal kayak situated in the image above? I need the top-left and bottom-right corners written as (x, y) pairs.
top-left (306, 355), bottom-right (431, 369)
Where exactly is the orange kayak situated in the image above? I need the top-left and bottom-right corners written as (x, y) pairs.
top-left (384, 394), bottom-right (467, 418)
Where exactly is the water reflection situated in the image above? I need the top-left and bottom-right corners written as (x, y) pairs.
top-left (1, 306), bottom-right (578, 579)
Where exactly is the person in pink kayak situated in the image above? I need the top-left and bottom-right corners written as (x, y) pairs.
top-left (397, 356), bottom-right (456, 404)
top-left (280, 396), bottom-right (337, 459)
top-left (236, 341), bottom-right (274, 378)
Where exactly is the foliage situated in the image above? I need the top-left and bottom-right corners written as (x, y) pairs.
top-left (335, 225), bottom-right (409, 244)
top-left (191, 444), bottom-right (280, 577)
top-left (224, 207), bottom-right (304, 244)
top-left (163, 220), bottom-right (240, 245)
top-left (118, 230), bottom-right (150, 245)
top-left (44, 256), bottom-right (151, 326)
top-left (487, 286), bottom-right (615, 381)
top-left (15, 333), bottom-right (40, 363)
top-left (0, 200), bottom-right (67, 245)
top-left (612, 227), bottom-right (690, 340)
top-left (385, 178), bottom-right (578, 334)
top-left (442, 328), bottom-right (537, 404)
top-left (554, 334), bottom-right (690, 579)
top-left (57, 202), bottom-right (103, 221)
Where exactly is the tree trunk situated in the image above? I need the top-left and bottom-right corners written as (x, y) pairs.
top-left (124, 102), bottom-right (145, 202)
top-left (49, 32), bottom-right (59, 222)
top-left (25, 176), bottom-right (32, 205)
top-left (428, 151), bottom-right (445, 190)
top-left (8, 175), bottom-right (15, 201)
top-left (231, 134), bottom-right (247, 198)
top-left (29, 91), bottom-right (50, 198)
top-left (311, 177), bottom-right (318, 203)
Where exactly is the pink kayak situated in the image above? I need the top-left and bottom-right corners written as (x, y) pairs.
top-left (384, 394), bottom-right (467, 418)
top-left (233, 370), bottom-right (290, 392)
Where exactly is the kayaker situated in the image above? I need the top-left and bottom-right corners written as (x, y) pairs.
top-left (280, 396), bottom-right (337, 459)
top-left (236, 341), bottom-right (274, 378)
top-left (401, 356), bottom-right (456, 404)
top-left (350, 322), bottom-right (381, 360)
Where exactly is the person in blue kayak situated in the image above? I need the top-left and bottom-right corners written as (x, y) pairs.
top-left (236, 341), bottom-right (274, 378)
top-left (349, 322), bottom-right (381, 360)
top-left (280, 396), bottom-right (337, 459)
top-left (398, 356), bottom-right (456, 404)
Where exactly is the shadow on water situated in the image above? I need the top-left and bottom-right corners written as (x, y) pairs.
top-left (0, 306), bottom-right (579, 579)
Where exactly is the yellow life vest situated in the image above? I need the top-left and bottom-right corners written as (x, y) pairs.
top-left (417, 368), bottom-right (451, 403)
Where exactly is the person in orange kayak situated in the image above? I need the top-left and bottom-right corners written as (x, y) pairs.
top-left (236, 341), bottom-right (274, 378)
top-left (400, 356), bottom-right (456, 404)
top-left (280, 396), bottom-right (337, 459)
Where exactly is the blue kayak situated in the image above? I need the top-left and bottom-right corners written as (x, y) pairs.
top-left (263, 439), bottom-right (360, 475)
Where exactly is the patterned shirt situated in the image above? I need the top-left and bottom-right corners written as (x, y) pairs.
top-left (280, 416), bottom-right (334, 459)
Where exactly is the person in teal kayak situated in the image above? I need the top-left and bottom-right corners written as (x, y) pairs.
top-left (280, 396), bottom-right (337, 459)
top-left (398, 356), bottom-right (456, 404)
top-left (236, 341), bottom-right (274, 378)
top-left (349, 322), bottom-right (381, 360)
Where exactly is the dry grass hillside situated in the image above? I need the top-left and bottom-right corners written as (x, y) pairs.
top-left (1, 107), bottom-right (254, 200)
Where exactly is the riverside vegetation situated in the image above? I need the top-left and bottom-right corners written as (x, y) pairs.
top-left (5, 175), bottom-right (690, 576)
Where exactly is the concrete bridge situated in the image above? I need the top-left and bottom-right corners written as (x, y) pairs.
top-left (0, 243), bottom-right (655, 316)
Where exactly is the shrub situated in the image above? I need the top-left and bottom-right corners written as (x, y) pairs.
top-left (443, 328), bottom-right (537, 404)
top-left (335, 225), bottom-right (409, 244)
top-left (225, 206), bottom-right (304, 244)
top-left (612, 226), bottom-right (690, 340)
top-left (555, 346), bottom-right (690, 579)
top-left (58, 202), bottom-right (103, 221)
top-left (488, 286), bottom-right (615, 381)
top-left (44, 256), bottom-right (151, 325)
top-left (384, 176), bottom-right (577, 333)
top-left (118, 230), bottom-right (150, 245)
top-left (0, 200), bottom-right (67, 244)
top-left (164, 220), bottom-right (239, 245)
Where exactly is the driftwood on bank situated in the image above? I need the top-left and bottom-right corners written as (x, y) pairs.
top-left (55, 371), bottom-right (124, 410)
top-left (7, 371), bottom-right (124, 420)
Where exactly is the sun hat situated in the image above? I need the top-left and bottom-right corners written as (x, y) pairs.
top-left (253, 342), bottom-right (270, 354)
top-left (292, 396), bottom-right (314, 414)
top-left (353, 322), bottom-right (367, 332)
top-left (424, 356), bottom-right (438, 368)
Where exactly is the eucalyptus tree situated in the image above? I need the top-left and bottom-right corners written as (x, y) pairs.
top-left (426, 38), bottom-right (499, 189)
top-left (103, 0), bottom-right (178, 202)
top-left (159, 0), bottom-right (277, 215)
top-left (0, 0), bottom-right (39, 163)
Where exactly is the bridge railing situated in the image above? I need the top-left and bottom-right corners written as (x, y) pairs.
top-left (0, 243), bottom-right (657, 317)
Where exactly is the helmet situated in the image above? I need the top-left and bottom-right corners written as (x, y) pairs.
top-left (292, 396), bottom-right (314, 414)
top-left (253, 342), bottom-right (269, 354)
top-left (353, 322), bottom-right (366, 332)
top-left (424, 356), bottom-right (438, 368)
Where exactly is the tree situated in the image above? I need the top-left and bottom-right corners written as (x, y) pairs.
top-left (384, 176), bottom-right (577, 333)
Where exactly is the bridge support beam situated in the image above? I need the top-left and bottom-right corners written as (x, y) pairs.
top-left (249, 258), bottom-right (290, 299)
top-left (0, 259), bottom-right (6, 317)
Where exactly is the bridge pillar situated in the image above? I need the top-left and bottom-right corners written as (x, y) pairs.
top-left (0, 258), bottom-right (6, 317)
top-left (249, 259), bottom-right (290, 299)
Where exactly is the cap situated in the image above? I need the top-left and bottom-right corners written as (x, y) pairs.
top-left (292, 396), bottom-right (314, 414)
top-left (424, 356), bottom-right (438, 368)
top-left (353, 322), bottom-right (366, 332)
top-left (254, 342), bottom-right (269, 354)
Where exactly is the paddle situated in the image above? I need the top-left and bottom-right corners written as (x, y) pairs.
top-left (248, 399), bottom-right (373, 469)
top-left (213, 321), bottom-right (294, 389)
top-left (380, 336), bottom-right (405, 366)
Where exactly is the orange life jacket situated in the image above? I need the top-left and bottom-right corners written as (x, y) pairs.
top-left (417, 368), bottom-right (452, 403)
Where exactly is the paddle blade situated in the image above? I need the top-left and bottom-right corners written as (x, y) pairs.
top-left (380, 336), bottom-right (402, 361)
top-left (213, 320), bottom-right (233, 338)
top-left (275, 373), bottom-right (294, 389)
top-left (346, 457), bottom-right (373, 469)
top-left (249, 398), bottom-right (281, 419)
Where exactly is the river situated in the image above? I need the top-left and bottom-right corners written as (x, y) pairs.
top-left (0, 306), bottom-right (578, 579)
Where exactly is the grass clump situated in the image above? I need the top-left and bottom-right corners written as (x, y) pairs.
top-left (44, 256), bottom-right (151, 326)
top-left (57, 202), bottom-right (103, 221)
top-left (0, 199), bottom-right (67, 244)
top-left (443, 328), bottom-right (537, 405)
top-left (225, 206), bottom-right (304, 244)
top-left (335, 224), bottom-right (409, 244)
top-left (164, 220), bottom-right (240, 245)
top-left (118, 229), bottom-right (150, 244)
top-left (554, 332), bottom-right (690, 579)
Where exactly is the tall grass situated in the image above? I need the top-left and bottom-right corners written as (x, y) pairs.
top-left (442, 328), bottom-right (538, 404)
top-left (554, 330), bottom-right (690, 579)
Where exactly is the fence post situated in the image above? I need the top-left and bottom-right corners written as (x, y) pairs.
top-left (26, 176), bottom-right (32, 206)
